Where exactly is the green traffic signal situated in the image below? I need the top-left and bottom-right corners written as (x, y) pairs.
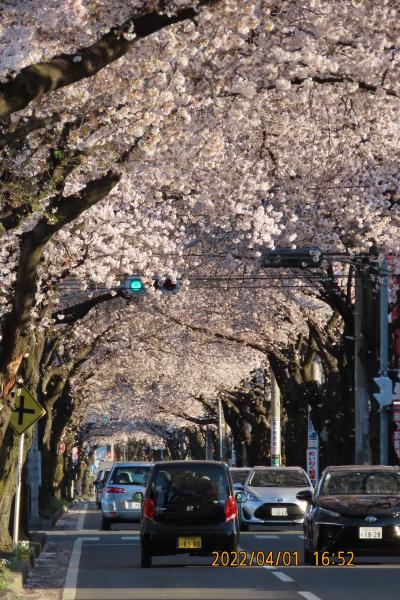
top-left (124, 275), bottom-right (145, 295)
top-left (129, 278), bottom-right (143, 292)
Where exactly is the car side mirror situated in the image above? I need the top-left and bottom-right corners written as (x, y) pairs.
top-left (132, 491), bottom-right (144, 503)
top-left (235, 491), bottom-right (247, 504)
top-left (296, 489), bottom-right (313, 503)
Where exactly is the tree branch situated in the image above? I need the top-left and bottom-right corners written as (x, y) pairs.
top-left (0, 0), bottom-right (221, 119)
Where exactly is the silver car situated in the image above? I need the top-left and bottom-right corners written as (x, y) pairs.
top-left (240, 466), bottom-right (313, 530)
top-left (101, 462), bottom-right (153, 530)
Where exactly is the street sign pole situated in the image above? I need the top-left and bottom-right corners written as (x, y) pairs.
top-left (12, 432), bottom-right (25, 550)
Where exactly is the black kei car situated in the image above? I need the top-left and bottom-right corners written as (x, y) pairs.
top-left (137, 460), bottom-right (244, 568)
top-left (298, 465), bottom-right (400, 564)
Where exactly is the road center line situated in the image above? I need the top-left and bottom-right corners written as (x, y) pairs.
top-left (298, 592), bottom-right (324, 600)
top-left (271, 571), bottom-right (294, 582)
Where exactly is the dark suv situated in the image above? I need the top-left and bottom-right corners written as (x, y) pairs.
top-left (138, 460), bottom-right (242, 567)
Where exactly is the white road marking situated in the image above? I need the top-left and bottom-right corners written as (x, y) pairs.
top-left (62, 536), bottom-right (100, 600)
top-left (76, 503), bottom-right (87, 530)
top-left (62, 538), bottom-right (82, 600)
top-left (299, 592), bottom-right (324, 600)
top-left (298, 535), bottom-right (304, 539)
top-left (121, 536), bottom-right (140, 540)
top-left (255, 535), bottom-right (280, 539)
top-left (272, 571), bottom-right (294, 582)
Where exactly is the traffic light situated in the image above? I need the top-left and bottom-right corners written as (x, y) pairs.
top-left (373, 376), bottom-right (393, 407)
top-left (124, 275), bottom-right (145, 295)
top-left (153, 276), bottom-right (181, 294)
top-left (263, 247), bottom-right (322, 268)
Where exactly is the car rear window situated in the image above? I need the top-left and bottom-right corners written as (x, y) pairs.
top-left (101, 470), bottom-right (110, 483)
top-left (151, 464), bottom-right (230, 505)
top-left (230, 469), bottom-right (250, 485)
top-left (321, 471), bottom-right (400, 495)
top-left (110, 466), bottom-right (151, 485)
top-left (248, 469), bottom-right (310, 487)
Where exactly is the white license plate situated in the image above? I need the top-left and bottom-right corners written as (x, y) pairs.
top-left (131, 502), bottom-right (141, 509)
top-left (359, 527), bottom-right (382, 539)
top-left (271, 507), bottom-right (288, 516)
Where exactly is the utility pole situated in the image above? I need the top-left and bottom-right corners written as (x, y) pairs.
top-left (27, 422), bottom-right (41, 528)
top-left (379, 257), bottom-right (389, 465)
top-left (354, 269), bottom-right (371, 464)
top-left (218, 398), bottom-right (224, 461)
top-left (13, 433), bottom-right (25, 549)
top-left (306, 360), bottom-right (321, 485)
top-left (270, 365), bottom-right (281, 466)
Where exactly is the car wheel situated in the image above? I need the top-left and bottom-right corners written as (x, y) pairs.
top-left (101, 517), bottom-right (111, 531)
top-left (141, 547), bottom-right (152, 568)
top-left (240, 522), bottom-right (249, 532)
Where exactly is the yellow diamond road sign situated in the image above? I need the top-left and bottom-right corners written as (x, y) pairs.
top-left (10, 386), bottom-right (46, 435)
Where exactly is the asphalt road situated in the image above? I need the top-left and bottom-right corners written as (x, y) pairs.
top-left (51, 503), bottom-right (400, 600)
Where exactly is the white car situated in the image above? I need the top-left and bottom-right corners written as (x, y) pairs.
top-left (240, 466), bottom-right (313, 530)
top-left (101, 462), bottom-right (153, 530)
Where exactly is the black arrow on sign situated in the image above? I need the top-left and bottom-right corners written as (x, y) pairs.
top-left (13, 397), bottom-right (35, 425)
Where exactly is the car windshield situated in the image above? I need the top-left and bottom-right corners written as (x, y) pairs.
top-left (230, 470), bottom-right (250, 485)
top-left (152, 464), bottom-right (230, 506)
top-left (248, 469), bottom-right (310, 487)
top-left (320, 471), bottom-right (400, 496)
top-left (110, 466), bottom-right (151, 485)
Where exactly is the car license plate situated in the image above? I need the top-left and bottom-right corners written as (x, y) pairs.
top-left (177, 537), bottom-right (202, 549)
top-left (359, 527), bottom-right (382, 539)
top-left (131, 502), bottom-right (141, 509)
top-left (271, 507), bottom-right (288, 516)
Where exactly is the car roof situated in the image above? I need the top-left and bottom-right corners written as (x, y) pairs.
top-left (153, 460), bottom-right (227, 467)
top-left (229, 467), bottom-right (250, 470)
top-left (111, 462), bottom-right (154, 467)
top-left (322, 465), bottom-right (400, 473)
top-left (250, 466), bottom-right (306, 471)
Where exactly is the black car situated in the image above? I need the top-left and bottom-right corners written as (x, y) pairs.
top-left (299, 465), bottom-right (400, 564)
top-left (138, 460), bottom-right (243, 568)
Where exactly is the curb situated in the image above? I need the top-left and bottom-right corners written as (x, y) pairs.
top-left (0, 503), bottom-right (73, 599)
top-left (0, 558), bottom-right (29, 600)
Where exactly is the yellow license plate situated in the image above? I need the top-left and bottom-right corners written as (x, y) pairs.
top-left (177, 536), bottom-right (202, 549)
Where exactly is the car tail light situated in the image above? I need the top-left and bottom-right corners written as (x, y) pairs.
top-left (104, 486), bottom-right (126, 494)
top-left (225, 497), bottom-right (237, 522)
top-left (143, 498), bottom-right (155, 521)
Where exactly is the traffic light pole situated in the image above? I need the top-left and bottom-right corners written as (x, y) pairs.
top-left (379, 258), bottom-right (389, 465)
top-left (354, 270), bottom-right (371, 464)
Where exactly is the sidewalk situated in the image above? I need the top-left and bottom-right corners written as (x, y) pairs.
top-left (19, 502), bottom-right (86, 600)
